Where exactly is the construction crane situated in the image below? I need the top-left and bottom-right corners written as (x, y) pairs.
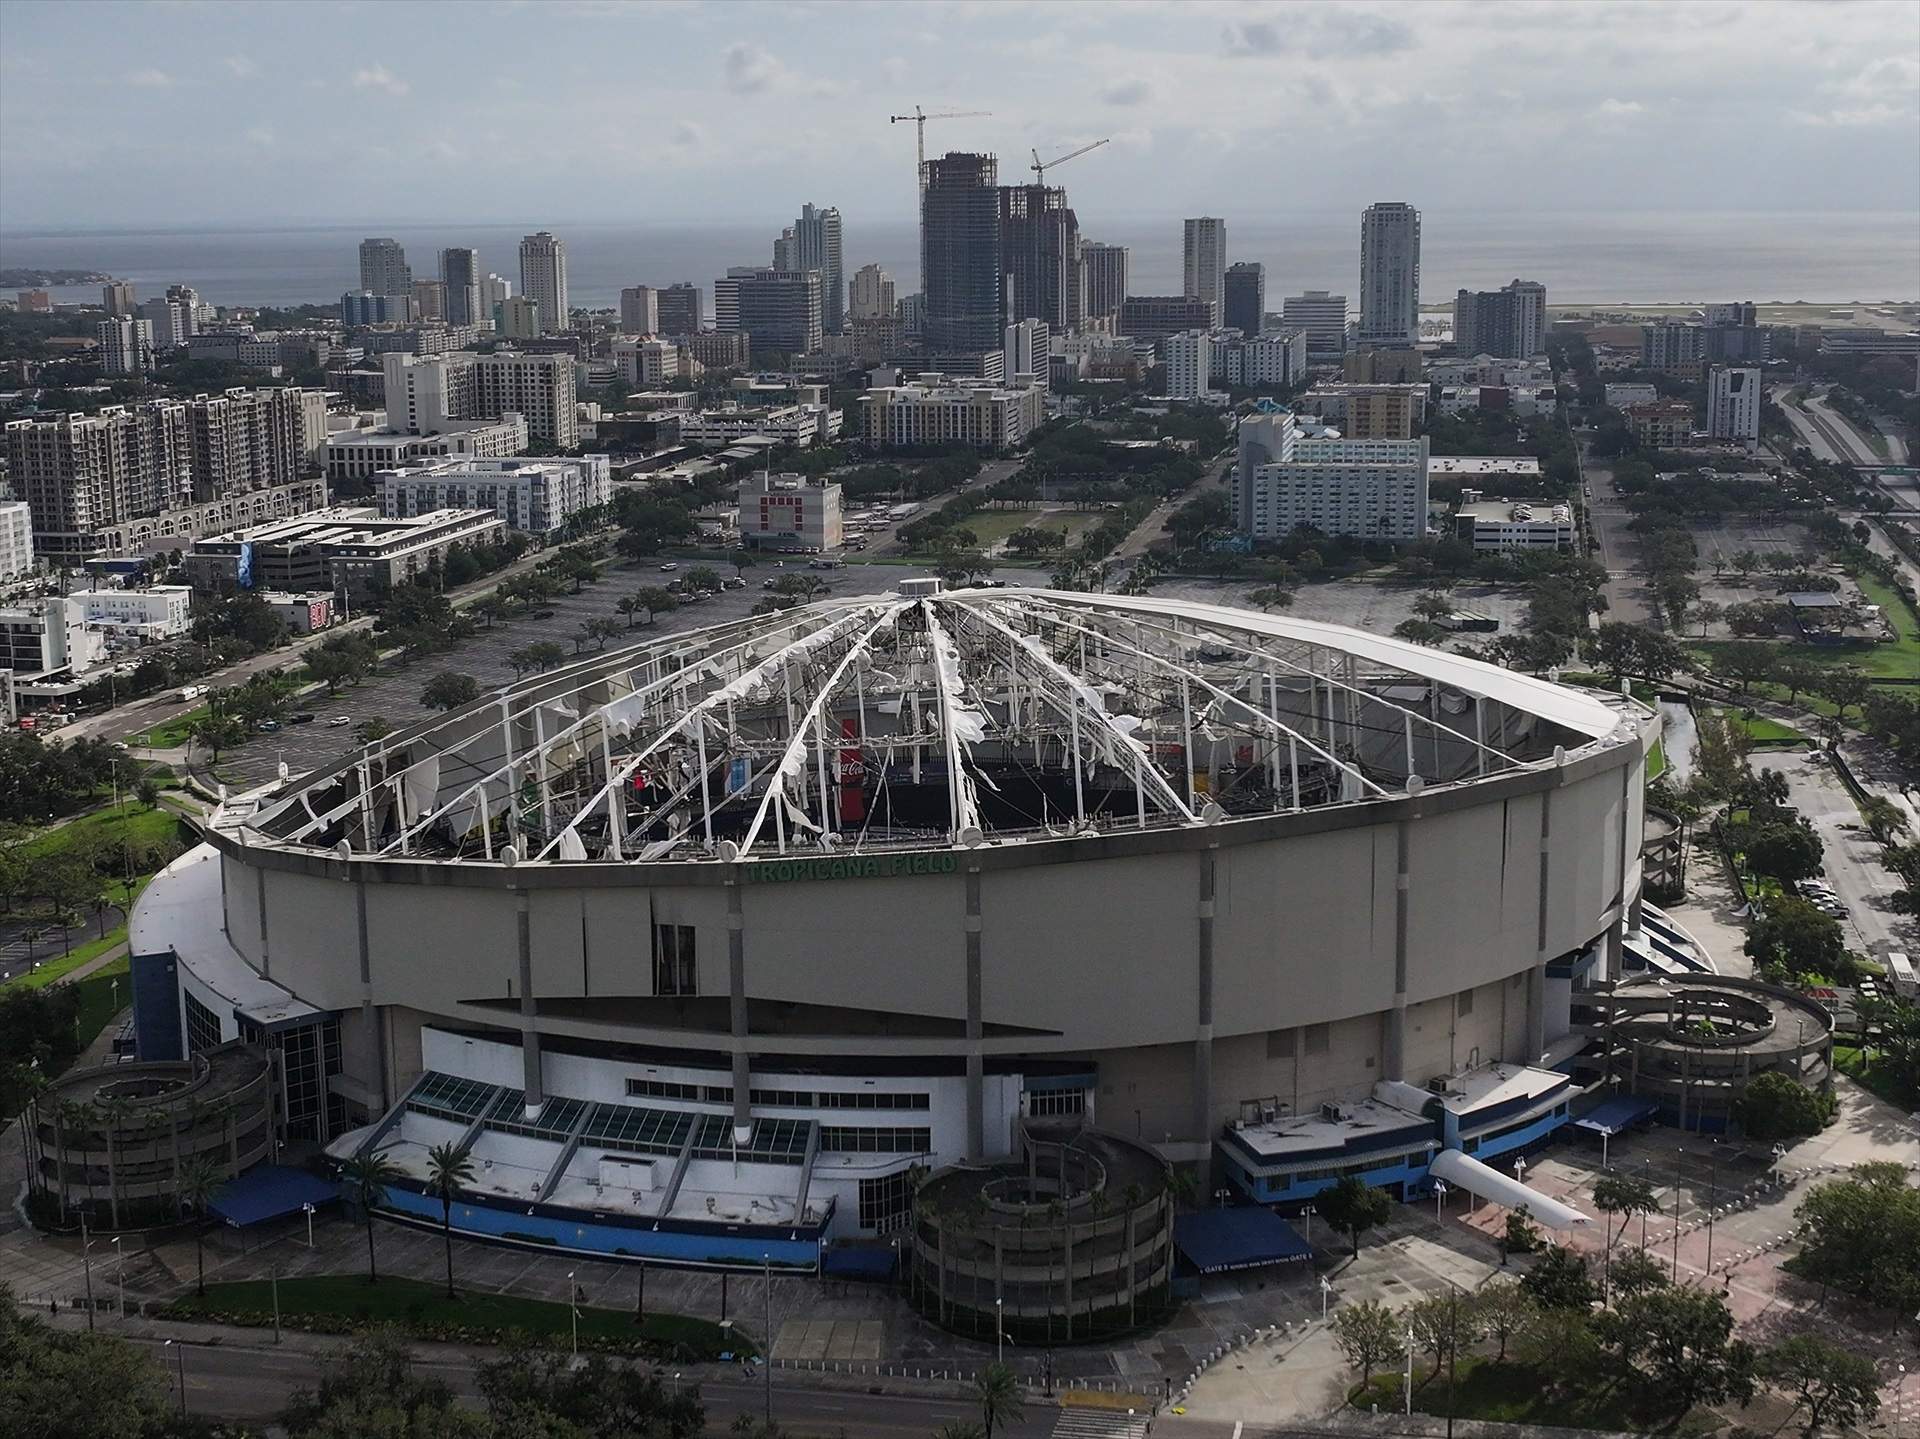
top-left (1030, 138), bottom-right (1109, 185)
top-left (889, 105), bottom-right (993, 205)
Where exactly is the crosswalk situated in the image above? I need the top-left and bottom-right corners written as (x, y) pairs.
top-left (1052, 1405), bottom-right (1151, 1439)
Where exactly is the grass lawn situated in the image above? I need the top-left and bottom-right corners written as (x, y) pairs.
top-left (22, 802), bottom-right (183, 864)
top-left (69, 957), bottom-right (132, 1052)
top-left (1834, 1044), bottom-right (1918, 1109)
top-left (1353, 1356), bottom-right (1714, 1433)
top-left (0, 876), bottom-right (152, 993)
top-left (1646, 739), bottom-right (1667, 782)
top-left (905, 506), bottom-right (1097, 557)
top-left (166, 1275), bottom-right (749, 1357)
top-left (1737, 713), bottom-right (1806, 747)
top-left (146, 707), bottom-right (207, 748)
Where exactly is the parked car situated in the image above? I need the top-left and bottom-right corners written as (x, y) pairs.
top-left (258, 719), bottom-right (280, 732)
top-left (723, 576), bottom-right (746, 590)
top-left (328, 715), bottom-right (352, 727)
top-left (658, 562), bottom-right (679, 572)
top-left (290, 713), bottom-right (316, 725)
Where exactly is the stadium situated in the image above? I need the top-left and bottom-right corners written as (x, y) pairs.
top-left (126, 583), bottom-right (1656, 1276)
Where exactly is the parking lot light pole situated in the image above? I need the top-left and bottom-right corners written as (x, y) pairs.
top-left (1705, 1140), bottom-right (1720, 1275)
top-left (763, 1254), bottom-right (773, 1428)
top-left (1672, 1148), bottom-right (1684, 1281)
top-left (164, 1338), bottom-right (185, 1416)
top-left (1434, 1180), bottom-right (1448, 1222)
top-left (80, 1209), bottom-right (95, 1332)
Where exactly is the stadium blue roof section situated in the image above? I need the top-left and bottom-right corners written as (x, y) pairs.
top-left (821, 1246), bottom-right (898, 1280)
top-left (209, 1164), bottom-right (341, 1227)
top-left (1571, 1095), bottom-right (1659, 1138)
top-left (1173, 1206), bottom-right (1312, 1274)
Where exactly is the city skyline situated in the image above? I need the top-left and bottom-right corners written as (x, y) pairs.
top-left (2, 0), bottom-right (1915, 230)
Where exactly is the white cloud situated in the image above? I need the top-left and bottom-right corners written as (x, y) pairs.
top-left (722, 42), bottom-right (782, 94)
top-left (224, 54), bottom-right (257, 78)
top-left (243, 126), bottom-right (274, 147)
top-left (1594, 98), bottom-right (1644, 117)
top-left (1791, 104), bottom-right (1905, 129)
top-left (127, 68), bottom-right (175, 88)
top-left (1223, 20), bottom-right (1283, 57)
top-left (351, 64), bottom-right (409, 97)
top-left (1102, 76), bottom-right (1153, 107)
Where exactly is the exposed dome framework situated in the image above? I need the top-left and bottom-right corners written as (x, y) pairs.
top-left (243, 588), bottom-right (1626, 864)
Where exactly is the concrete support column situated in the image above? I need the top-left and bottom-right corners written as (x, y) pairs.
top-left (727, 877), bottom-right (751, 1135)
top-left (515, 889), bottom-right (543, 1112)
top-left (255, 867), bottom-right (271, 978)
top-left (356, 881), bottom-right (389, 1111)
top-left (1385, 820), bottom-right (1412, 1081)
top-left (1604, 915), bottom-right (1626, 986)
top-left (964, 865), bottom-right (984, 1164)
top-left (1191, 847), bottom-right (1217, 1194)
top-left (1526, 791), bottom-right (1554, 1063)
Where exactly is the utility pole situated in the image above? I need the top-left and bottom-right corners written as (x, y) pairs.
top-left (763, 1254), bottom-right (773, 1428)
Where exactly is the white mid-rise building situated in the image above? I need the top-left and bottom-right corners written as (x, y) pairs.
top-left (73, 584), bottom-right (193, 639)
top-left (613, 338), bottom-right (680, 387)
top-left (1219, 331), bottom-right (1309, 388)
top-left (0, 501), bottom-right (34, 581)
top-left (1706, 366), bottom-right (1761, 446)
top-left (1002, 320), bottom-right (1051, 388)
top-left (679, 404), bottom-right (832, 448)
top-left (379, 455), bottom-right (611, 535)
top-left (98, 318), bottom-right (155, 375)
top-left (1603, 382), bottom-right (1660, 409)
top-left (1234, 408), bottom-right (1429, 541)
top-left (0, 596), bottom-right (103, 676)
top-left (1280, 291), bottom-right (1349, 358)
top-left (858, 376), bottom-right (1047, 452)
top-left (1453, 493), bottom-right (1575, 551)
top-left (325, 416), bottom-right (529, 485)
top-left (849, 264), bottom-right (895, 323)
top-left (1164, 331), bottom-right (1214, 400)
top-left (739, 472), bottom-right (843, 552)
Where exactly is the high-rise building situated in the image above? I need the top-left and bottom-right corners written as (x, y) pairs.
top-left (1003, 320), bottom-right (1051, 387)
top-left (495, 296), bottom-right (541, 341)
top-left (657, 283), bottom-right (703, 336)
top-left (714, 268), bottom-right (822, 355)
top-left (411, 280), bottom-right (447, 323)
top-left (1358, 203), bottom-right (1421, 347)
top-left (440, 248), bottom-right (480, 328)
top-left (1081, 242), bottom-right (1129, 325)
top-left (1164, 331), bottom-right (1214, 401)
top-left (341, 291), bottom-right (414, 326)
top-left (181, 387), bottom-right (310, 501)
top-left (921, 152), bottom-right (1004, 355)
top-left (612, 338), bottom-right (679, 386)
top-left (1706, 366), bottom-right (1761, 446)
top-left (848, 264), bottom-right (895, 323)
top-left (1224, 262), bottom-right (1265, 337)
top-left (788, 204), bottom-right (845, 333)
top-left (384, 350), bottom-right (578, 449)
top-left (1118, 295), bottom-right (1216, 342)
top-left (359, 237), bottom-right (412, 297)
top-left (480, 273), bottom-right (513, 315)
top-left (1452, 279), bottom-right (1547, 357)
top-left (97, 318), bottom-right (154, 376)
top-left (0, 501), bottom-right (34, 581)
top-left (518, 231), bottom-right (569, 335)
top-left (15, 290), bottom-right (51, 313)
top-left (101, 280), bottom-right (136, 317)
top-left (1000, 183), bottom-right (1080, 334)
top-left (5, 405), bottom-right (192, 539)
top-left (1281, 291), bottom-right (1348, 358)
top-left (619, 286), bottom-right (659, 334)
top-left (1183, 218), bottom-right (1227, 313)
top-left (140, 293), bottom-right (196, 349)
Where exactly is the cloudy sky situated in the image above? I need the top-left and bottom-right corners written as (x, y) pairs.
top-left (1, 0), bottom-right (1915, 230)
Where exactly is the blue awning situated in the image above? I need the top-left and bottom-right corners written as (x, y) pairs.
top-left (208, 1165), bottom-right (341, 1227)
top-left (1572, 1095), bottom-right (1658, 1138)
top-left (1174, 1207), bottom-right (1312, 1274)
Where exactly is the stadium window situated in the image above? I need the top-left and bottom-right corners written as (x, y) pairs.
top-left (1457, 988), bottom-right (1474, 1018)
top-left (1304, 1023), bottom-right (1330, 1056)
top-left (1267, 1029), bottom-right (1296, 1060)
top-left (652, 924), bottom-right (696, 996)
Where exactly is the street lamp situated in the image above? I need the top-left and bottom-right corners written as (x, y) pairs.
top-left (995, 1296), bottom-right (1005, 1363)
top-left (112, 1235), bottom-right (124, 1319)
top-left (1672, 1147), bottom-right (1684, 1282)
top-left (762, 1254), bottom-right (773, 1428)
top-left (566, 1271), bottom-right (578, 1357)
top-left (164, 1338), bottom-right (186, 1416)
top-left (302, 1201), bottom-right (315, 1248)
top-left (1319, 1275), bottom-right (1332, 1322)
top-left (1433, 1180), bottom-right (1448, 1222)
top-left (1301, 1204), bottom-right (1315, 1242)
top-left (1704, 1139), bottom-right (1721, 1275)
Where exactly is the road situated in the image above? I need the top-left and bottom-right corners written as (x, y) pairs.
top-left (1751, 747), bottom-right (1918, 961)
top-left (122, 1332), bottom-right (1067, 1436)
top-left (1110, 449), bottom-right (1236, 582)
top-left (1771, 383), bottom-right (1890, 470)
top-left (1578, 444), bottom-right (1654, 627)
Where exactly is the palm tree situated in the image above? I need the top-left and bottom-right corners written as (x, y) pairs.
top-left (424, 1142), bottom-right (476, 1298)
top-left (342, 1149), bottom-right (405, 1285)
top-left (975, 1363), bottom-right (1024, 1439)
top-left (174, 1156), bottom-right (223, 1297)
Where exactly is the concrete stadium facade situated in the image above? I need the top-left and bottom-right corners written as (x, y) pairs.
top-left (128, 588), bottom-right (1656, 1266)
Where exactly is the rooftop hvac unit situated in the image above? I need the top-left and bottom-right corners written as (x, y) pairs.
top-left (1427, 1075), bottom-right (1452, 1094)
top-left (1319, 1103), bottom-right (1343, 1123)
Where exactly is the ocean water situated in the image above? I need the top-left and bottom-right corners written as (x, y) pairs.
top-left (3, 211), bottom-right (1915, 315)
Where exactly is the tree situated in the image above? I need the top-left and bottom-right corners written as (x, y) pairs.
top-left (1330, 1298), bottom-right (1404, 1387)
top-left (1739, 821), bottom-right (1823, 884)
top-left (1407, 1290), bottom-right (1480, 1378)
top-left (174, 1156), bottom-right (223, 1297)
top-left (1520, 1244), bottom-right (1597, 1310)
top-left (425, 1142), bottom-right (476, 1298)
top-left (1714, 640), bottom-right (1777, 694)
top-left (683, 566), bottom-right (721, 593)
top-left (1733, 1070), bottom-right (1834, 1142)
top-left (1319, 1175), bottom-right (1391, 1259)
top-left (1602, 1285), bottom-right (1756, 1411)
top-left (525, 641), bottom-right (566, 674)
top-left (342, 1150), bottom-right (405, 1284)
top-left (1515, 1303), bottom-right (1601, 1373)
top-left (1610, 1246), bottom-right (1670, 1299)
top-left (474, 1337), bottom-right (706, 1437)
top-left (1411, 590), bottom-right (1455, 623)
top-left (1392, 618), bottom-right (1449, 647)
top-left (420, 671), bottom-right (482, 712)
top-left (1816, 667), bottom-right (1870, 722)
top-left (354, 718), bottom-right (395, 745)
top-left (1591, 1173), bottom-right (1661, 1296)
top-left (1502, 1205), bottom-right (1542, 1263)
top-left (0, 1286), bottom-right (175, 1438)
top-left (1776, 659), bottom-right (1822, 705)
top-left (615, 596), bottom-right (647, 629)
top-left (281, 1326), bottom-right (486, 1438)
top-left (134, 777), bottom-right (160, 809)
top-left (1761, 1332), bottom-right (1881, 1437)
top-left (1471, 1280), bottom-right (1533, 1361)
top-left (1247, 585), bottom-right (1295, 612)
top-left (974, 1363), bottom-right (1023, 1439)
top-left (1743, 897), bottom-right (1847, 980)
top-left (1859, 795), bottom-right (1911, 845)
top-left (1790, 1163), bottom-right (1920, 1313)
